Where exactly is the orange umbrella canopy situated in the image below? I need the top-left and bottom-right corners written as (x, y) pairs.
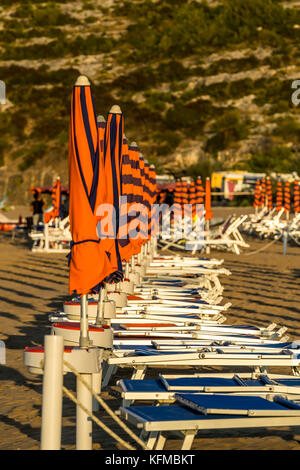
top-left (204, 177), bottom-right (213, 221)
top-left (253, 180), bottom-right (261, 209)
top-left (44, 177), bottom-right (61, 223)
top-left (68, 76), bottom-right (112, 296)
top-left (294, 180), bottom-right (300, 213)
top-left (284, 181), bottom-right (291, 213)
top-left (266, 177), bottom-right (273, 210)
top-left (276, 180), bottom-right (283, 212)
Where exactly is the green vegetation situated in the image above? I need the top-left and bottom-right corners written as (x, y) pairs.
top-left (205, 110), bottom-right (251, 154)
top-left (245, 145), bottom-right (300, 174)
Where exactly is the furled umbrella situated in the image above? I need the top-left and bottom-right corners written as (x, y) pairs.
top-left (118, 132), bottom-right (133, 263)
top-left (44, 176), bottom-right (61, 224)
top-left (294, 180), bottom-right (300, 214)
top-left (253, 180), bottom-right (261, 213)
top-left (266, 177), bottom-right (273, 210)
top-left (100, 105), bottom-right (124, 283)
top-left (68, 75), bottom-right (113, 346)
top-left (189, 180), bottom-right (197, 221)
top-left (284, 181), bottom-right (291, 219)
top-left (261, 177), bottom-right (266, 207)
top-left (276, 180), bottom-right (283, 212)
top-left (204, 177), bottom-right (213, 221)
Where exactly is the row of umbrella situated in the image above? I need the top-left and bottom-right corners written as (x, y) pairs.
top-left (253, 178), bottom-right (300, 214)
top-left (68, 76), bottom-right (157, 297)
top-left (173, 177), bottom-right (213, 221)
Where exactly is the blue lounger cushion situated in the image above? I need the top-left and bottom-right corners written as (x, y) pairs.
top-left (174, 393), bottom-right (300, 415)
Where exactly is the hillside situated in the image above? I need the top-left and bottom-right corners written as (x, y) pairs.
top-left (1, 0), bottom-right (300, 204)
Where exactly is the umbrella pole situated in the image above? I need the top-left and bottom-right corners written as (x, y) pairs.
top-left (95, 287), bottom-right (106, 325)
top-left (79, 294), bottom-right (90, 348)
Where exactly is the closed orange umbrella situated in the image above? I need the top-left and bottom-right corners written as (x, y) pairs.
top-left (196, 177), bottom-right (205, 205)
top-left (266, 177), bottom-right (273, 210)
top-left (68, 76), bottom-right (112, 296)
top-left (118, 133), bottom-right (133, 263)
top-left (284, 181), bottom-right (291, 215)
top-left (261, 178), bottom-right (266, 207)
top-left (294, 180), bottom-right (300, 213)
top-left (276, 180), bottom-right (283, 212)
top-left (100, 105), bottom-right (124, 283)
top-left (253, 180), bottom-right (261, 210)
top-left (204, 177), bottom-right (213, 221)
top-left (44, 177), bottom-right (61, 223)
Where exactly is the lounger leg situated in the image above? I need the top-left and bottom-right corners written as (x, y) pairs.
top-left (131, 366), bottom-right (147, 380)
top-left (181, 430), bottom-right (196, 450)
top-left (101, 363), bottom-right (116, 388)
top-left (146, 431), bottom-right (159, 450)
top-left (154, 433), bottom-right (167, 450)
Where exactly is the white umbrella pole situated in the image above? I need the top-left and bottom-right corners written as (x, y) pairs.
top-left (95, 287), bottom-right (106, 325)
top-left (76, 373), bottom-right (93, 450)
top-left (80, 294), bottom-right (90, 348)
top-left (40, 335), bottom-right (64, 450)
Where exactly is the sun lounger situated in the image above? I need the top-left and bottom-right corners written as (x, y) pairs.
top-left (119, 393), bottom-right (300, 449)
top-left (116, 372), bottom-right (300, 407)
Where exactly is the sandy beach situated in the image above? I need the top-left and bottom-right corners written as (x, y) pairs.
top-left (1, 212), bottom-right (300, 450)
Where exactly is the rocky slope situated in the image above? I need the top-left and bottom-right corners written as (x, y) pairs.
top-left (1, 0), bottom-right (300, 204)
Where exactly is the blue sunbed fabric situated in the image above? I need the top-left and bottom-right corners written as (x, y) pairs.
top-left (174, 393), bottom-right (300, 414)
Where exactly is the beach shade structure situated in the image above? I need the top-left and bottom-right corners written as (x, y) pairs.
top-left (99, 105), bottom-right (125, 283)
top-left (204, 177), bottom-right (213, 221)
top-left (276, 180), bottom-right (283, 212)
top-left (118, 133), bottom-right (134, 263)
top-left (67, 75), bottom-right (116, 450)
top-left (294, 180), bottom-right (300, 213)
top-left (143, 159), bottom-right (152, 242)
top-left (149, 164), bottom-right (159, 240)
top-left (253, 180), bottom-right (262, 212)
top-left (44, 177), bottom-right (62, 224)
top-left (68, 76), bottom-right (113, 300)
top-left (173, 180), bottom-right (183, 220)
top-left (284, 181), bottom-right (291, 218)
top-left (189, 180), bottom-right (197, 220)
top-left (261, 178), bottom-right (266, 207)
top-left (196, 177), bottom-right (205, 206)
top-left (266, 177), bottom-right (273, 210)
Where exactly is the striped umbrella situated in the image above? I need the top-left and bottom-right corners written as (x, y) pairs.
top-left (118, 132), bottom-right (133, 263)
top-left (148, 164), bottom-right (158, 239)
top-left (261, 177), bottom-right (266, 207)
top-left (294, 180), bottom-right (300, 213)
top-left (68, 76), bottom-right (112, 297)
top-left (173, 179), bottom-right (182, 218)
top-left (253, 180), bottom-right (261, 210)
top-left (189, 180), bottom-right (197, 220)
top-left (101, 105), bottom-right (124, 283)
top-left (266, 177), bottom-right (273, 210)
top-left (196, 177), bottom-right (205, 206)
top-left (204, 177), bottom-right (213, 221)
top-left (275, 180), bottom-right (283, 212)
top-left (284, 181), bottom-right (291, 215)
top-left (127, 141), bottom-right (142, 255)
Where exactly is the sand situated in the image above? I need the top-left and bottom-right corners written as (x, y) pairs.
top-left (1, 215), bottom-right (300, 450)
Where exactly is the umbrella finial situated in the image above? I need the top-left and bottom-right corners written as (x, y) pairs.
top-left (75, 75), bottom-right (90, 86)
top-left (97, 115), bottom-right (106, 123)
top-left (130, 141), bottom-right (138, 148)
top-left (109, 104), bottom-right (122, 114)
